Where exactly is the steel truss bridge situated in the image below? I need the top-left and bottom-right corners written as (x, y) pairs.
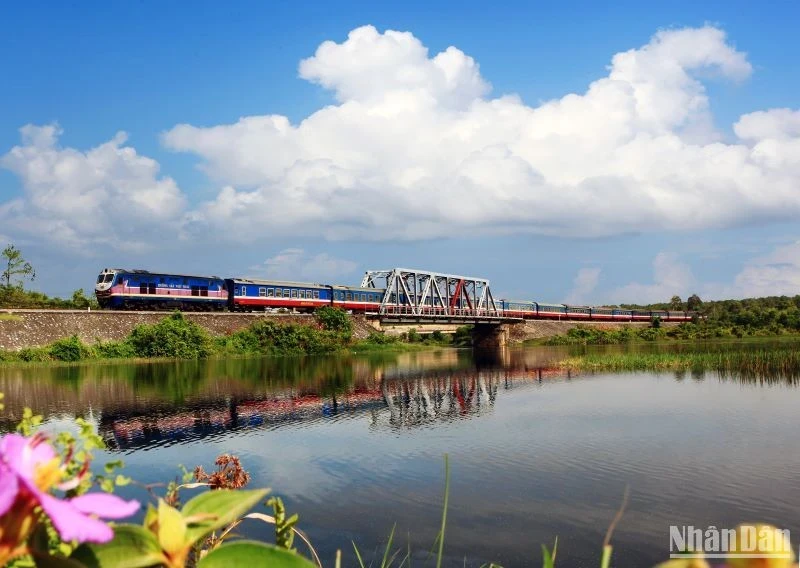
top-left (360, 268), bottom-right (520, 323)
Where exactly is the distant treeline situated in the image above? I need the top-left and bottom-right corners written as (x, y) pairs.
top-left (0, 286), bottom-right (98, 309)
top-left (626, 295), bottom-right (800, 336)
top-left (544, 295), bottom-right (800, 345)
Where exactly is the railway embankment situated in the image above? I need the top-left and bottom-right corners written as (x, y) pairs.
top-left (0, 310), bottom-right (375, 351)
top-left (508, 319), bottom-right (666, 342)
top-left (0, 309), bottom-right (660, 351)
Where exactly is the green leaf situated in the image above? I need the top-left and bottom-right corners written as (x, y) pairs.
top-left (197, 541), bottom-right (317, 568)
top-left (70, 524), bottom-right (167, 568)
top-left (181, 488), bottom-right (270, 545)
top-left (157, 499), bottom-right (187, 555)
top-left (104, 460), bottom-right (124, 474)
top-left (541, 536), bottom-right (558, 568)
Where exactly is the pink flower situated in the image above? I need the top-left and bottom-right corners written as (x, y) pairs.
top-left (0, 433), bottom-right (140, 545)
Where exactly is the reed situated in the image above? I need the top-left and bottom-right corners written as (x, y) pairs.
top-left (560, 347), bottom-right (800, 381)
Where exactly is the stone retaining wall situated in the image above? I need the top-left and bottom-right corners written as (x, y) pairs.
top-left (508, 319), bottom-right (673, 342)
top-left (0, 310), bottom-right (321, 351)
top-left (0, 309), bottom-right (668, 351)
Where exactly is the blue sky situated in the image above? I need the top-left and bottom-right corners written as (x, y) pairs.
top-left (2, 0), bottom-right (799, 303)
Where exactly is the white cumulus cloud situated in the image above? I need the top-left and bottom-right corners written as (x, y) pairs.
top-left (160, 24), bottom-right (800, 241)
top-left (565, 267), bottom-right (602, 305)
top-left (249, 248), bottom-right (357, 282)
top-left (1, 124), bottom-right (186, 251)
top-left (712, 241), bottom-right (800, 299)
top-left (610, 253), bottom-right (696, 304)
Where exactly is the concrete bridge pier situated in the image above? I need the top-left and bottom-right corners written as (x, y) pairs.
top-left (471, 323), bottom-right (509, 349)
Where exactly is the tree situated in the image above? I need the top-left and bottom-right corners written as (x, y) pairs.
top-left (669, 295), bottom-right (684, 310)
top-left (1, 244), bottom-right (35, 289)
top-left (687, 294), bottom-right (703, 311)
top-left (71, 288), bottom-right (91, 309)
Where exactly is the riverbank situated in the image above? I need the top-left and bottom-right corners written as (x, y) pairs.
top-left (534, 322), bottom-right (800, 345)
top-left (0, 309), bottom-right (461, 366)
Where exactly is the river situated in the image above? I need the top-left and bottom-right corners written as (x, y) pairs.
top-left (1, 344), bottom-right (798, 567)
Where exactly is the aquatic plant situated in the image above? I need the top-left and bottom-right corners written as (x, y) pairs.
top-left (559, 347), bottom-right (800, 381)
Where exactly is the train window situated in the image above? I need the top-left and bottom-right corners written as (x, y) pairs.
top-left (306, 290), bottom-right (311, 298)
top-left (275, 289), bottom-right (282, 298)
top-left (346, 292), bottom-right (352, 301)
top-left (259, 287), bottom-right (266, 297)
top-left (291, 289), bottom-right (298, 298)
top-left (283, 289), bottom-right (289, 297)
top-left (300, 290), bottom-right (307, 299)
top-left (361, 294), bottom-right (366, 301)
top-left (313, 290), bottom-right (319, 299)
top-left (267, 288), bottom-right (274, 297)
top-left (240, 286), bottom-right (247, 296)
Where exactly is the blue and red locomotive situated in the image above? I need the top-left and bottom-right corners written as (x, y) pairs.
top-left (94, 268), bottom-right (694, 322)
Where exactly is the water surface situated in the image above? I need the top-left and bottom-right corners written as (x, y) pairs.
top-left (1, 344), bottom-right (798, 567)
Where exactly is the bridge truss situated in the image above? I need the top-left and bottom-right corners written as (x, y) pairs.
top-left (360, 268), bottom-right (501, 319)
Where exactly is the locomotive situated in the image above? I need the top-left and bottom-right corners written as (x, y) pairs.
top-left (94, 268), bottom-right (694, 322)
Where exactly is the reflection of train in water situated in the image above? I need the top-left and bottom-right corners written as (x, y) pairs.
top-left (101, 369), bottom-right (570, 450)
top-left (95, 267), bottom-right (695, 322)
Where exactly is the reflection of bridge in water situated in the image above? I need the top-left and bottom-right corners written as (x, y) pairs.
top-left (101, 365), bottom-right (576, 450)
top-left (0, 347), bottom-right (578, 450)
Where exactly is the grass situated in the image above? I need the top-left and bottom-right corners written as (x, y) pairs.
top-left (559, 347), bottom-right (800, 381)
top-left (0, 314), bottom-right (22, 321)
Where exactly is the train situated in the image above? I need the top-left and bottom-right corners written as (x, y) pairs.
top-left (94, 267), bottom-right (695, 322)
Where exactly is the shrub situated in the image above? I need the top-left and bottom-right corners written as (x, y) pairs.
top-left (94, 340), bottom-right (137, 359)
top-left (49, 335), bottom-right (94, 362)
top-left (0, 350), bottom-right (20, 363)
top-left (221, 319), bottom-right (347, 356)
top-left (315, 306), bottom-right (352, 336)
top-left (453, 325), bottom-right (473, 347)
top-left (364, 332), bottom-right (399, 345)
top-left (126, 311), bottom-right (213, 359)
top-left (17, 347), bottom-right (52, 362)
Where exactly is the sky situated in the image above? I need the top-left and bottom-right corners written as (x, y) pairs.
top-left (1, 0), bottom-right (799, 305)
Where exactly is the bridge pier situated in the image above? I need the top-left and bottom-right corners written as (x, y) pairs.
top-left (471, 323), bottom-right (509, 349)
